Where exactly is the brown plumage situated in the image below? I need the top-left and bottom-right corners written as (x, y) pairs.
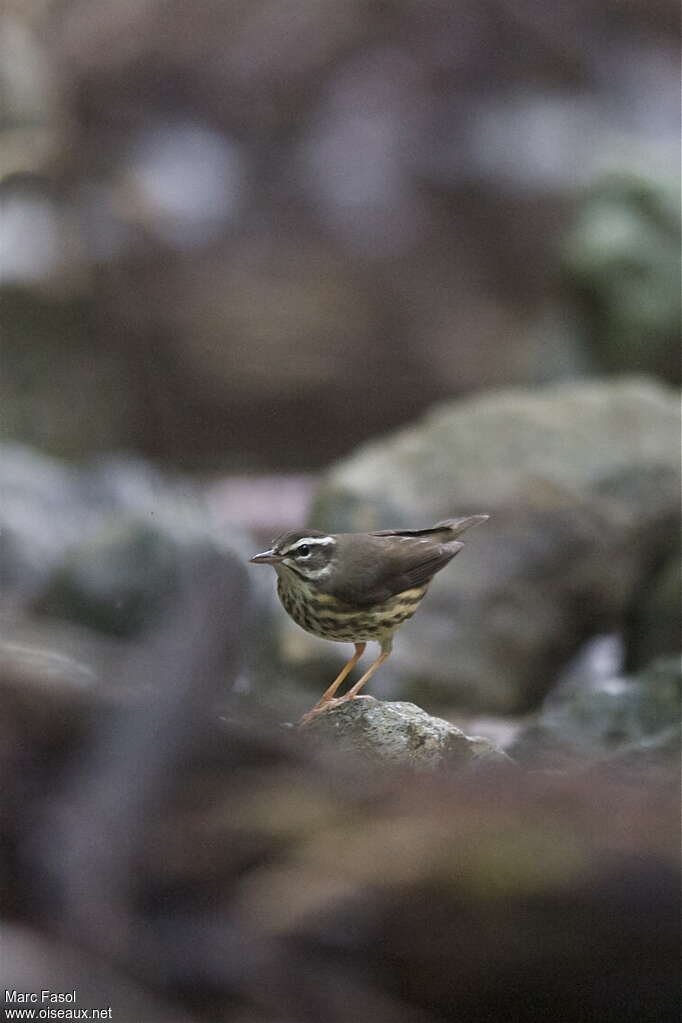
top-left (250, 515), bottom-right (488, 722)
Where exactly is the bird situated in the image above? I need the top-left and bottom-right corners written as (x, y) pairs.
top-left (249, 515), bottom-right (489, 723)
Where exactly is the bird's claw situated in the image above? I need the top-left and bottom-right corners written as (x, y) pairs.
top-left (298, 698), bottom-right (343, 726)
top-left (298, 694), bottom-right (374, 727)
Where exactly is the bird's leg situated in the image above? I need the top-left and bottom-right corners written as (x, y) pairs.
top-left (317, 641), bottom-right (366, 704)
top-left (305, 637), bottom-right (393, 721)
top-left (301, 642), bottom-right (366, 724)
top-left (343, 637), bottom-right (392, 700)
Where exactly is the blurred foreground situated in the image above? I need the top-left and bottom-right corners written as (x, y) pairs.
top-left (2, 559), bottom-right (680, 1023)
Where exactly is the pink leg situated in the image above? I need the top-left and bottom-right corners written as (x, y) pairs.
top-left (343, 647), bottom-right (391, 698)
top-left (299, 643), bottom-right (366, 724)
top-left (299, 639), bottom-right (393, 725)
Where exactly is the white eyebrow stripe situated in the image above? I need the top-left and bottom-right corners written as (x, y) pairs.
top-left (283, 536), bottom-right (335, 555)
top-left (293, 536), bottom-right (334, 548)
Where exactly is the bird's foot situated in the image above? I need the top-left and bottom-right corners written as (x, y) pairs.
top-left (298, 694), bottom-right (375, 727)
top-left (298, 699), bottom-right (340, 726)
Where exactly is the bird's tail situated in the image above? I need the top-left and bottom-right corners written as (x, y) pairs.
top-left (372, 515), bottom-right (489, 540)
top-left (435, 514), bottom-right (489, 538)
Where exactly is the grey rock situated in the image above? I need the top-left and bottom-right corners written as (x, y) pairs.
top-left (0, 443), bottom-right (91, 597)
top-left (303, 377), bottom-right (680, 712)
top-left (34, 517), bottom-right (189, 638)
top-left (510, 656), bottom-right (681, 770)
top-left (1, 444), bottom-right (256, 647)
top-left (0, 445), bottom-right (195, 599)
top-left (626, 547), bottom-right (681, 670)
top-left (301, 697), bottom-right (514, 772)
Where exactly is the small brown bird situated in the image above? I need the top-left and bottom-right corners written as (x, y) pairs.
top-left (250, 515), bottom-right (488, 722)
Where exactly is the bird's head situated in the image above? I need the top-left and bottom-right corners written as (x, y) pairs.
top-left (249, 530), bottom-right (337, 582)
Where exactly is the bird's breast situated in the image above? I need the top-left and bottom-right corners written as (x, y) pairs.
top-left (276, 574), bottom-right (428, 642)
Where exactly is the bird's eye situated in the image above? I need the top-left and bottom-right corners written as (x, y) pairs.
top-left (297, 544), bottom-right (310, 558)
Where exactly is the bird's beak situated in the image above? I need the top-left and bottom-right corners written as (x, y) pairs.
top-left (249, 549), bottom-right (282, 565)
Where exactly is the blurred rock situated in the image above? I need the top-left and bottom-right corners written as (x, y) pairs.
top-left (0, 636), bottom-right (100, 745)
top-left (0, 442), bottom-right (89, 597)
top-left (0, 444), bottom-right (264, 665)
top-left (301, 697), bottom-right (513, 772)
top-left (562, 173), bottom-right (682, 384)
top-left (510, 656), bottom-right (681, 772)
top-left (0, 445), bottom-right (220, 585)
top-left (291, 377), bottom-right (681, 712)
top-left (626, 545), bottom-right (681, 670)
top-left (34, 518), bottom-right (190, 638)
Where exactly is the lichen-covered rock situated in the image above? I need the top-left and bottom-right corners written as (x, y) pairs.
top-left (301, 697), bottom-right (513, 772)
top-left (302, 377), bottom-right (680, 712)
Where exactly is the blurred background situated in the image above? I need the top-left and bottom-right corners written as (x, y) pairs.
top-left (1, 0), bottom-right (680, 470)
top-left (0, 2), bottom-right (680, 1020)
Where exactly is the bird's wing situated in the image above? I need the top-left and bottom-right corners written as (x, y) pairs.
top-left (324, 534), bottom-right (463, 606)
